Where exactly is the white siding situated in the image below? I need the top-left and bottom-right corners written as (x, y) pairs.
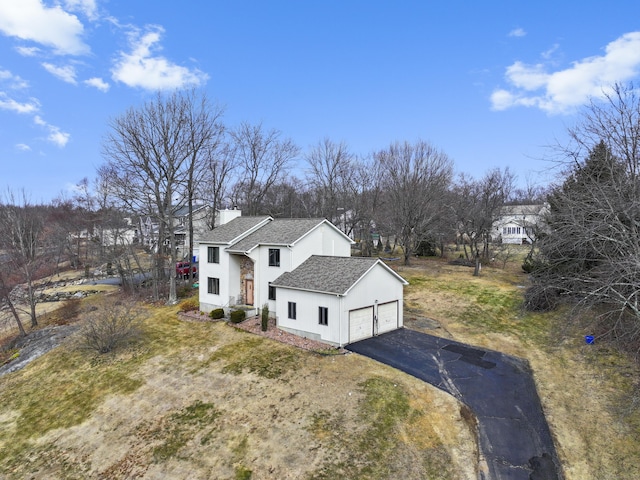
top-left (198, 243), bottom-right (230, 312)
top-left (250, 245), bottom-right (293, 310)
top-left (276, 289), bottom-right (342, 344)
top-left (293, 223), bottom-right (351, 265)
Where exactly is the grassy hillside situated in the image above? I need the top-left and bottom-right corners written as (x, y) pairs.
top-left (1, 254), bottom-right (639, 479)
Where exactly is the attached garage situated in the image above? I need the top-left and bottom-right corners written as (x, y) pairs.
top-left (272, 256), bottom-right (408, 347)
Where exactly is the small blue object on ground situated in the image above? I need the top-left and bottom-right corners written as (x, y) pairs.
top-left (585, 335), bottom-right (594, 344)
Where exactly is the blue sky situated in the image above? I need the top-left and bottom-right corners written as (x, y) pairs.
top-left (1, 1), bottom-right (640, 202)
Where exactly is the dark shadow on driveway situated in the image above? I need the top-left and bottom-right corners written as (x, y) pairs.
top-left (346, 328), bottom-right (562, 480)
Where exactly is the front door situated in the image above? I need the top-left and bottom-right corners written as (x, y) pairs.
top-left (246, 279), bottom-right (254, 305)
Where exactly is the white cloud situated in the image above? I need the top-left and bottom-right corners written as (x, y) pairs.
top-left (84, 77), bottom-right (110, 91)
top-left (42, 62), bottom-right (78, 84)
top-left (15, 46), bottom-right (41, 57)
top-left (111, 25), bottom-right (208, 90)
top-left (541, 44), bottom-right (559, 60)
top-left (508, 28), bottom-right (526, 38)
top-left (0, 0), bottom-right (90, 55)
top-left (34, 115), bottom-right (70, 147)
top-left (63, 0), bottom-right (98, 21)
top-left (0, 92), bottom-right (39, 114)
top-left (0, 69), bottom-right (29, 89)
top-left (491, 31), bottom-right (640, 114)
top-left (16, 143), bottom-right (31, 151)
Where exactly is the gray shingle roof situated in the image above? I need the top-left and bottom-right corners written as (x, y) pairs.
top-left (197, 216), bottom-right (271, 244)
top-left (228, 218), bottom-right (327, 252)
top-left (271, 255), bottom-right (386, 295)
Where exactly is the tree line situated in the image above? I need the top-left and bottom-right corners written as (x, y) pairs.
top-left (2, 89), bottom-right (544, 333)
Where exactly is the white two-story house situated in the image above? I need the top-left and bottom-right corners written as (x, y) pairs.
top-left (198, 210), bottom-right (407, 346)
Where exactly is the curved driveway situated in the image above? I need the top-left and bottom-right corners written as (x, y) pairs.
top-left (346, 328), bottom-right (562, 480)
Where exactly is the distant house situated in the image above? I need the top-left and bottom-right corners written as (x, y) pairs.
top-left (197, 210), bottom-right (407, 346)
top-left (173, 204), bottom-right (214, 259)
top-left (493, 204), bottom-right (548, 245)
top-left (135, 205), bottom-right (214, 258)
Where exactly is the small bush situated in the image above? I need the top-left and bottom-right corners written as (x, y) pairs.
top-left (177, 284), bottom-right (195, 299)
top-left (261, 304), bottom-right (269, 332)
top-left (79, 297), bottom-right (144, 354)
top-left (209, 308), bottom-right (225, 320)
top-left (229, 309), bottom-right (246, 324)
top-left (178, 297), bottom-right (199, 312)
top-left (523, 284), bottom-right (561, 312)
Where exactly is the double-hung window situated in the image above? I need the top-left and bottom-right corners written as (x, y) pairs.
top-left (207, 277), bottom-right (220, 295)
top-left (208, 246), bottom-right (220, 264)
top-left (318, 306), bottom-right (328, 326)
top-left (269, 248), bottom-right (280, 267)
top-left (288, 302), bottom-right (297, 319)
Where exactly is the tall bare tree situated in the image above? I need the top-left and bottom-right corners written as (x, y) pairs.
top-left (182, 92), bottom-right (226, 263)
top-left (451, 168), bottom-right (514, 274)
top-left (201, 139), bottom-right (238, 227)
top-left (230, 122), bottom-right (299, 215)
top-left (375, 140), bottom-right (453, 265)
top-left (102, 91), bottom-right (214, 304)
top-left (304, 138), bottom-right (354, 227)
top-left (0, 192), bottom-right (52, 327)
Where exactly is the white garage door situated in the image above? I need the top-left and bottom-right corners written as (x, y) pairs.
top-left (377, 301), bottom-right (398, 334)
top-left (349, 306), bottom-right (374, 342)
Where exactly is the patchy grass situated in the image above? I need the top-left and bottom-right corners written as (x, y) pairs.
top-left (1, 256), bottom-right (639, 479)
top-left (199, 335), bottom-right (303, 379)
top-left (306, 376), bottom-right (456, 480)
top-left (151, 400), bottom-right (222, 462)
top-left (0, 303), bottom-right (220, 474)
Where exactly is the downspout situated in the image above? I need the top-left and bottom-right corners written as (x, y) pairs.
top-left (338, 294), bottom-right (344, 347)
top-left (374, 299), bottom-right (379, 336)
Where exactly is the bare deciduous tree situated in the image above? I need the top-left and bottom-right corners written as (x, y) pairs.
top-left (305, 138), bottom-right (355, 227)
top-left (230, 122), bottom-right (299, 215)
top-left (0, 192), bottom-right (53, 327)
top-left (102, 91), bottom-right (215, 304)
top-left (451, 168), bottom-right (514, 274)
top-left (375, 140), bottom-right (453, 265)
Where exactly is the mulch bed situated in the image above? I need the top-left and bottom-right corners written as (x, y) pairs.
top-left (178, 311), bottom-right (345, 354)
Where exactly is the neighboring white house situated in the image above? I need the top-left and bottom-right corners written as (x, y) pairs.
top-left (197, 210), bottom-right (407, 346)
top-left (271, 255), bottom-right (408, 347)
top-left (493, 204), bottom-right (548, 245)
top-left (173, 204), bottom-right (215, 260)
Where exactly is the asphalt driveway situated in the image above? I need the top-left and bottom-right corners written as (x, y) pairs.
top-left (346, 328), bottom-right (562, 480)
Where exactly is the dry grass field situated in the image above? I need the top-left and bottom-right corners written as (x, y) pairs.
top-left (0, 250), bottom-right (639, 479)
